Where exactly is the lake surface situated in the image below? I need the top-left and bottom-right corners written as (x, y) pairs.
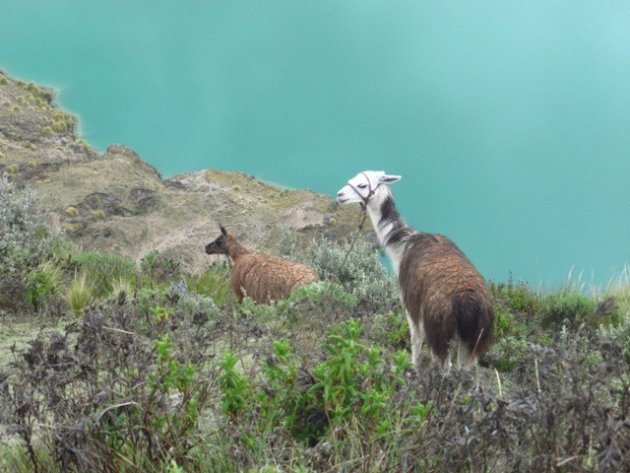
top-left (1, 1), bottom-right (628, 287)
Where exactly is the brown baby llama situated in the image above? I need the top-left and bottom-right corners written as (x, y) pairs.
top-left (205, 226), bottom-right (319, 304)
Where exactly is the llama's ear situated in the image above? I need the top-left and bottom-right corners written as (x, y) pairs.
top-left (380, 174), bottom-right (401, 184)
top-left (220, 225), bottom-right (227, 236)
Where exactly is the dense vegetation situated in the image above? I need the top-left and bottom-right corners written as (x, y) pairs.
top-left (1, 175), bottom-right (629, 472)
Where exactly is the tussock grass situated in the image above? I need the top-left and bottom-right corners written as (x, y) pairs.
top-left (109, 275), bottom-right (135, 300)
top-left (65, 273), bottom-right (93, 316)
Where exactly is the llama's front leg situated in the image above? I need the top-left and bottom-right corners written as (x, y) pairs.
top-left (405, 310), bottom-right (424, 370)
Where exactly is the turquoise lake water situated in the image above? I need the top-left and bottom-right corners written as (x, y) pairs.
top-left (1, 1), bottom-right (629, 287)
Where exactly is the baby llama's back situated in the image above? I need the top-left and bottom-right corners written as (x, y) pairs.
top-left (205, 226), bottom-right (318, 303)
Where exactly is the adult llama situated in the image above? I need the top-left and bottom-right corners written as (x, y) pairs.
top-left (337, 171), bottom-right (494, 371)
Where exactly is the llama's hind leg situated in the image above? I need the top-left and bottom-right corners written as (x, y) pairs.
top-left (431, 346), bottom-right (452, 374)
top-left (457, 341), bottom-right (476, 370)
top-left (405, 310), bottom-right (424, 370)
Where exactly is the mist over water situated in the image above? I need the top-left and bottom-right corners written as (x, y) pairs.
top-left (1, 1), bottom-right (628, 286)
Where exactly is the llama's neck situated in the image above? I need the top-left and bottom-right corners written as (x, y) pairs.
top-left (366, 187), bottom-right (414, 273)
top-left (227, 240), bottom-right (251, 261)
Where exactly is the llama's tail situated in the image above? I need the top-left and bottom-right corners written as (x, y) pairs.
top-left (452, 291), bottom-right (493, 360)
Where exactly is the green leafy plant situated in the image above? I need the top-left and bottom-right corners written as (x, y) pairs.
top-left (257, 339), bottom-right (305, 434)
top-left (151, 305), bottom-right (175, 322)
top-left (310, 320), bottom-right (367, 421)
top-left (218, 351), bottom-right (252, 417)
top-left (146, 334), bottom-right (201, 455)
top-left (307, 320), bottom-right (402, 434)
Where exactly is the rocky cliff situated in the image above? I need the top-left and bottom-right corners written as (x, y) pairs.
top-left (0, 70), bottom-right (365, 272)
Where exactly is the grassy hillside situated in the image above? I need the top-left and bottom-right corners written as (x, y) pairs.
top-left (1, 174), bottom-right (630, 472)
top-left (1, 71), bottom-right (629, 472)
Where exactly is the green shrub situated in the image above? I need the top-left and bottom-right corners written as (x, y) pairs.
top-left (281, 319), bottom-right (415, 442)
top-left (591, 296), bottom-right (623, 327)
top-left (253, 467), bottom-right (283, 473)
top-left (486, 335), bottom-right (529, 372)
top-left (72, 251), bottom-right (137, 298)
top-left (367, 311), bottom-right (409, 349)
top-left (51, 120), bottom-right (67, 133)
top-left (218, 351), bottom-right (252, 416)
top-left (305, 238), bottom-right (399, 311)
top-left (612, 271), bottom-right (630, 319)
top-left (255, 337), bottom-right (406, 447)
top-left (287, 280), bottom-right (357, 308)
top-left (493, 306), bottom-right (514, 340)
top-left (25, 82), bottom-right (53, 104)
top-left (219, 320), bottom-right (419, 449)
top-left (135, 286), bottom-right (171, 317)
top-left (257, 339), bottom-right (306, 437)
top-left (46, 237), bottom-right (80, 268)
top-left (266, 281), bottom-right (359, 331)
top-left (166, 460), bottom-right (186, 473)
top-left (147, 334), bottom-right (201, 449)
top-left (490, 276), bottom-right (540, 314)
top-left (593, 275), bottom-right (630, 328)
top-left (0, 297), bottom-right (214, 472)
top-left (0, 175), bottom-right (44, 263)
top-left (184, 263), bottom-right (232, 307)
top-left (541, 291), bottom-right (596, 329)
top-left (599, 317), bottom-right (630, 366)
top-left (25, 260), bottom-right (63, 310)
top-left (238, 296), bottom-right (278, 320)
top-left (175, 291), bottom-right (221, 321)
top-left (0, 441), bottom-right (55, 473)
top-left (141, 250), bottom-right (181, 284)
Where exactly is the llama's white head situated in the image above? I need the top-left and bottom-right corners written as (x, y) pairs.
top-left (337, 170), bottom-right (401, 206)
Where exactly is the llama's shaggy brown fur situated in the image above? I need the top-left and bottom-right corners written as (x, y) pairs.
top-left (205, 227), bottom-right (319, 303)
top-left (398, 233), bottom-right (494, 363)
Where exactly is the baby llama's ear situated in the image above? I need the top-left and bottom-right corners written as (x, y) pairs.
top-left (220, 225), bottom-right (227, 236)
top-left (380, 174), bottom-right (401, 184)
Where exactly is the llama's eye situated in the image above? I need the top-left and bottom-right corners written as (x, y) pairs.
top-left (358, 183), bottom-right (367, 189)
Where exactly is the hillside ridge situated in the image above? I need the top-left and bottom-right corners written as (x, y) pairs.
top-left (0, 70), bottom-right (364, 272)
